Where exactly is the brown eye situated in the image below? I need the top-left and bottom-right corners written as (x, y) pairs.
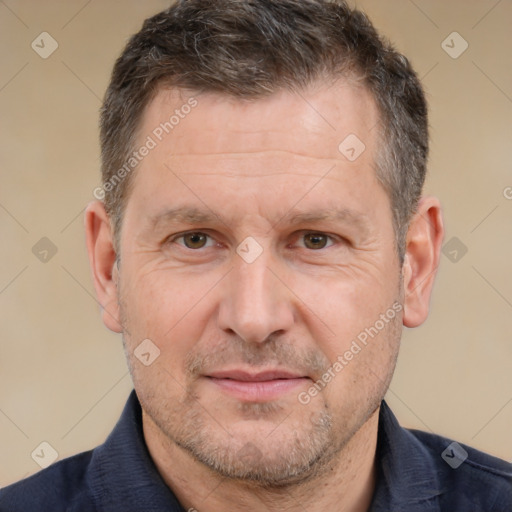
top-left (303, 233), bottom-right (329, 250)
top-left (182, 232), bottom-right (208, 249)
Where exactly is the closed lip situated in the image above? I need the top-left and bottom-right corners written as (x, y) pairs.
top-left (206, 370), bottom-right (307, 382)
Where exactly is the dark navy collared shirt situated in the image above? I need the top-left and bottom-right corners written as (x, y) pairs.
top-left (1, 390), bottom-right (511, 511)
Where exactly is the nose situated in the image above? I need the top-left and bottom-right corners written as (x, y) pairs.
top-left (217, 251), bottom-right (295, 344)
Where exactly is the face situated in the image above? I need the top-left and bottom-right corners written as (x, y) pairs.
top-left (114, 82), bottom-right (404, 485)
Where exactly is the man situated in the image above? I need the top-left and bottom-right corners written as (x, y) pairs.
top-left (1, 0), bottom-right (510, 510)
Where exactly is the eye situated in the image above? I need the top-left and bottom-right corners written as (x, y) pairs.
top-left (173, 232), bottom-right (214, 249)
top-left (299, 232), bottom-right (335, 250)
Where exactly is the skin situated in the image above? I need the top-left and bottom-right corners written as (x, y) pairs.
top-left (85, 80), bottom-right (444, 512)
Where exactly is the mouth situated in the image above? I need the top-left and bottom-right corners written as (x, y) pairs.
top-left (205, 369), bottom-right (309, 401)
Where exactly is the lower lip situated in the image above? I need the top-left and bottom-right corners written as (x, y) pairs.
top-left (207, 377), bottom-right (308, 401)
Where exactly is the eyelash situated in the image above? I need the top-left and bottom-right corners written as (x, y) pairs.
top-left (168, 231), bottom-right (338, 250)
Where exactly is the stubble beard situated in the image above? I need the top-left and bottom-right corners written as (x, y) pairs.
top-left (118, 283), bottom-right (403, 488)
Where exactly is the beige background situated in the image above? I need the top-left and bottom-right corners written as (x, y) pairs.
top-left (1, 0), bottom-right (511, 487)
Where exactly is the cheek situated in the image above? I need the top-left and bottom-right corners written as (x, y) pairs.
top-left (120, 267), bottom-right (214, 363)
top-left (290, 270), bottom-right (399, 361)
top-left (316, 308), bottom-right (402, 414)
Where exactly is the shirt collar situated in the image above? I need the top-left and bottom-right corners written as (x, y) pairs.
top-left (369, 400), bottom-right (443, 511)
top-left (88, 390), bottom-right (185, 511)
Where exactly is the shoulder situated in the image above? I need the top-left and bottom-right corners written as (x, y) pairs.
top-left (0, 450), bottom-right (97, 512)
top-left (409, 427), bottom-right (512, 510)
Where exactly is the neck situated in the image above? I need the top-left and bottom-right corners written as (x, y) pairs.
top-left (143, 406), bottom-right (379, 512)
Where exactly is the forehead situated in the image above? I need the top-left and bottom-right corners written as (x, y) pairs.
top-left (122, 80), bottom-right (388, 236)
top-left (137, 80), bottom-right (380, 164)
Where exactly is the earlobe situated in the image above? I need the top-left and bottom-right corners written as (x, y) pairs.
top-left (84, 201), bottom-right (123, 333)
top-left (402, 196), bottom-right (444, 328)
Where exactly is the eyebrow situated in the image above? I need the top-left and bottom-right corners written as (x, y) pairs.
top-left (148, 206), bottom-right (222, 230)
top-left (147, 205), bottom-right (371, 234)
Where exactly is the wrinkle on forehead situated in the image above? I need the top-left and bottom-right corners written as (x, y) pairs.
top-left (137, 81), bottom-right (379, 163)
top-left (124, 79), bottom-right (390, 245)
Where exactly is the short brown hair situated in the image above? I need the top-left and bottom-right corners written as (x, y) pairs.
top-left (100, 0), bottom-right (428, 263)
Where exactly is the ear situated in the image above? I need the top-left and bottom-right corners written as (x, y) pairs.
top-left (84, 201), bottom-right (123, 333)
top-left (402, 196), bottom-right (444, 328)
